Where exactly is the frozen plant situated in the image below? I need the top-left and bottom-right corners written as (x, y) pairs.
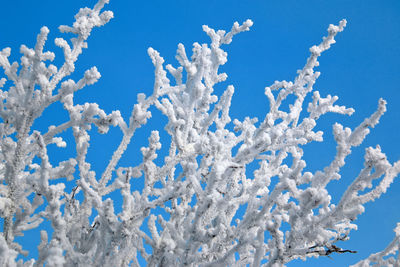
top-left (0, 0), bottom-right (399, 266)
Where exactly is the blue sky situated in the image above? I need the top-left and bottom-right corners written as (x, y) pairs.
top-left (0, 0), bottom-right (399, 265)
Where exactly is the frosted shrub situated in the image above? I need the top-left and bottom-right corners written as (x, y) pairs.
top-left (0, 0), bottom-right (398, 266)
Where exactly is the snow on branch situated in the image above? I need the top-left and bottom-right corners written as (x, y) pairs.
top-left (0, 1), bottom-right (398, 266)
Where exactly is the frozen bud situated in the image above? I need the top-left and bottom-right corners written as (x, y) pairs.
top-left (84, 66), bottom-right (101, 85)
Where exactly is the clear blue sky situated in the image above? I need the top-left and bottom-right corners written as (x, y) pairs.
top-left (0, 0), bottom-right (399, 265)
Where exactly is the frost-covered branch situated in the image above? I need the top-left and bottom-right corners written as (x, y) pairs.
top-left (351, 224), bottom-right (400, 267)
top-left (0, 1), bottom-right (398, 266)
